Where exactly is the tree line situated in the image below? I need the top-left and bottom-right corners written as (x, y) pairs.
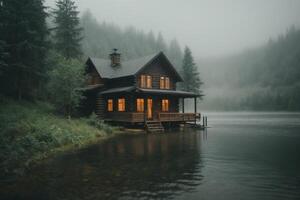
top-left (0, 0), bottom-right (203, 117)
top-left (0, 0), bottom-right (84, 118)
top-left (200, 26), bottom-right (300, 111)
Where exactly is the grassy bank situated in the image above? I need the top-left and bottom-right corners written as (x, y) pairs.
top-left (0, 97), bottom-right (120, 177)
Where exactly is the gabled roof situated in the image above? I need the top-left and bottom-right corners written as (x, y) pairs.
top-left (87, 52), bottom-right (183, 81)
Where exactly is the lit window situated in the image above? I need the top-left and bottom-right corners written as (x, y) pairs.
top-left (162, 99), bottom-right (169, 112)
top-left (160, 76), bottom-right (170, 89)
top-left (165, 77), bottom-right (170, 89)
top-left (136, 98), bottom-right (144, 112)
top-left (141, 75), bottom-right (152, 88)
top-left (160, 77), bottom-right (165, 89)
top-left (107, 99), bottom-right (113, 112)
top-left (140, 75), bottom-right (146, 88)
top-left (118, 98), bottom-right (125, 111)
top-left (146, 75), bottom-right (152, 88)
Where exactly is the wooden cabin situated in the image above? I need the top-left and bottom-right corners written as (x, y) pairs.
top-left (84, 49), bottom-right (201, 131)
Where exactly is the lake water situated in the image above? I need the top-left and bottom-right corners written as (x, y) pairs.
top-left (1, 112), bottom-right (300, 200)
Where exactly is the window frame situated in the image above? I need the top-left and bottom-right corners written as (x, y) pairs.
top-left (160, 77), bottom-right (165, 89)
top-left (140, 75), bottom-right (146, 88)
top-left (118, 98), bottom-right (126, 112)
top-left (136, 98), bottom-right (144, 112)
top-left (140, 74), bottom-right (152, 88)
top-left (160, 76), bottom-right (170, 89)
top-left (165, 77), bottom-right (170, 89)
top-left (146, 75), bottom-right (152, 88)
top-left (107, 99), bottom-right (113, 112)
top-left (161, 99), bottom-right (169, 112)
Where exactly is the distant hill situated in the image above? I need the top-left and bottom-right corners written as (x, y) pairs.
top-left (199, 26), bottom-right (300, 111)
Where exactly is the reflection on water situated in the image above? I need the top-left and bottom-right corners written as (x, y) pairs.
top-left (0, 132), bottom-right (204, 200)
top-left (1, 112), bottom-right (300, 200)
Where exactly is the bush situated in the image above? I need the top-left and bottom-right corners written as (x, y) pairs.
top-left (84, 113), bottom-right (117, 134)
top-left (46, 55), bottom-right (86, 118)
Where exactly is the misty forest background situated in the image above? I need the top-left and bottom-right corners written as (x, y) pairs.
top-left (1, 0), bottom-right (300, 111)
top-left (81, 11), bottom-right (300, 111)
top-left (1, 0), bottom-right (299, 178)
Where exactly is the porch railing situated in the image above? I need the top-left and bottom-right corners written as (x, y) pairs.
top-left (106, 112), bottom-right (200, 123)
top-left (106, 112), bottom-right (144, 122)
top-left (158, 112), bottom-right (200, 122)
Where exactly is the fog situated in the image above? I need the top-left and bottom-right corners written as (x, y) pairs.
top-left (44, 0), bottom-right (300, 111)
top-left (45, 0), bottom-right (300, 57)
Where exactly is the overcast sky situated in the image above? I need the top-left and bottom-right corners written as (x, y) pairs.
top-left (45, 0), bottom-right (300, 58)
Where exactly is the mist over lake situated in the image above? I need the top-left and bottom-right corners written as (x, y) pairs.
top-left (1, 112), bottom-right (300, 200)
top-left (1, 0), bottom-right (300, 200)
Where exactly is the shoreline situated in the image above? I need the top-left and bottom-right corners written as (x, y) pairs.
top-left (0, 98), bottom-right (142, 179)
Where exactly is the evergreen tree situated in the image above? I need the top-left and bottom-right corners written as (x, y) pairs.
top-left (0, 2), bottom-right (8, 75)
top-left (0, 0), bottom-right (48, 99)
top-left (156, 32), bottom-right (167, 52)
top-left (0, 41), bottom-right (8, 76)
top-left (181, 46), bottom-right (203, 97)
top-left (53, 0), bottom-right (82, 59)
top-left (167, 39), bottom-right (183, 71)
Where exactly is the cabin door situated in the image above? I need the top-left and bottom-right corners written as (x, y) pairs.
top-left (147, 98), bottom-right (153, 119)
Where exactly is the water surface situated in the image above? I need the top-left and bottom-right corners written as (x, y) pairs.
top-left (1, 112), bottom-right (300, 200)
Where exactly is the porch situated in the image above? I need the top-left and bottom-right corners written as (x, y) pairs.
top-left (105, 112), bottom-right (201, 123)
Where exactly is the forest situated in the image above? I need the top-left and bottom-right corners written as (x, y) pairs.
top-left (0, 0), bottom-right (201, 176)
top-left (199, 26), bottom-right (300, 111)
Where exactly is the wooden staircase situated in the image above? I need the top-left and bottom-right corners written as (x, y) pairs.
top-left (95, 96), bottom-right (105, 119)
top-left (146, 121), bottom-right (165, 133)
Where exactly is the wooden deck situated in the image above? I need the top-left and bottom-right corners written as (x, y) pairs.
top-left (105, 112), bottom-right (200, 123)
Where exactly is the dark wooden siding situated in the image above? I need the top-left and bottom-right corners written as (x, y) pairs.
top-left (136, 59), bottom-right (177, 90)
top-left (96, 95), bottom-right (105, 119)
top-left (97, 94), bottom-right (179, 118)
top-left (106, 76), bottom-right (135, 89)
top-left (86, 63), bottom-right (103, 85)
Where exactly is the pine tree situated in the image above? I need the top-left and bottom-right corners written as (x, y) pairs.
top-left (0, 2), bottom-right (8, 75)
top-left (181, 46), bottom-right (203, 97)
top-left (167, 39), bottom-right (183, 71)
top-left (53, 0), bottom-right (82, 59)
top-left (0, 0), bottom-right (48, 99)
top-left (0, 41), bottom-right (8, 76)
top-left (156, 32), bottom-right (167, 52)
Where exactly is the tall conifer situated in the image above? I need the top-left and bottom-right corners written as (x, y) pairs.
top-left (181, 46), bottom-right (203, 97)
top-left (0, 0), bottom-right (48, 99)
top-left (53, 0), bottom-right (82, 59)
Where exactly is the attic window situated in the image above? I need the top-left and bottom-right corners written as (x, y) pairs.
top-left (140, 75), bottom-right (152, 88)
top-left (160, 76), bottom-right (170, 89)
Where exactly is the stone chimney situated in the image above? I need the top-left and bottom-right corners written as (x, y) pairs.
top-left (109, 48), bottom-right (121, 67)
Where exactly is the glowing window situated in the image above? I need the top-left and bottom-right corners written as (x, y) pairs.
top-left (162, 99), bottom-right (169, 112)
top-left (140, 75), bottom-right (146, 88)
top-left (118, 98), bottom-right (125, 112)
top-left (107, 99), bottom-right (113, 112)
top-left (146, 75), bottom-right (152, 88)
top-left (165, 77), bottom-right (170, 89)
top-left (136, 98), bottom-right (144, 112)
top-left (160, 76), bottom-right (170, 89)
top-left (160, 77), bottom-right (165, 89)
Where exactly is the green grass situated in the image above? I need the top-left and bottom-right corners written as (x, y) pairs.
top-left (0, 97), bottom-right (119, 177)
